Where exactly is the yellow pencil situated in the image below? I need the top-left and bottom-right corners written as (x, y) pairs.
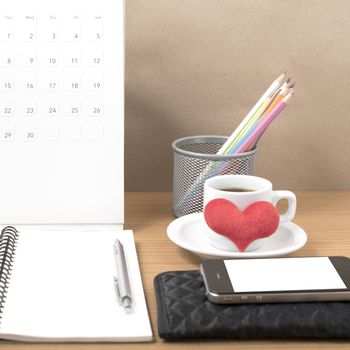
top-left (224, 95), bottom-right (273, 153)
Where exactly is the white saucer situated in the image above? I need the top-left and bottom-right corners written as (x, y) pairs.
top-left (167, 213), bottom-right (307, 259)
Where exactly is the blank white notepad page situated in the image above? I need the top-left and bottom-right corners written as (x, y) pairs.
top-left (1, 230), bottom-right (152, 342)
top-left (0, 0), bottom-right (124, 224)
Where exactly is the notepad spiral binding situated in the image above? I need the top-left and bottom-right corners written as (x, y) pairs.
top-left (0, 226), bottom-right (19, 319)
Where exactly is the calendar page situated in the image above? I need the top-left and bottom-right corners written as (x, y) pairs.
top-left (0, 0), bottom-right (124, 224)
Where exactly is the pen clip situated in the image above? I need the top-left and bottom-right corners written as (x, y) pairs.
top-left (113, 276), bottom-right (132, 310)
top-left (113, 276), bottom-right (121, 303)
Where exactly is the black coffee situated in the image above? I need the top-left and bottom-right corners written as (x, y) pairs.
top-left (220, 187), bottom-right (254, 192)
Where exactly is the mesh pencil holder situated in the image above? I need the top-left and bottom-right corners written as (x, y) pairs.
top-left (172, 135), bottom-right (256, 217)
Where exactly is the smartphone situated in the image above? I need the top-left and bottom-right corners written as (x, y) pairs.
top-left (200, 256), bottom-right (350, 304)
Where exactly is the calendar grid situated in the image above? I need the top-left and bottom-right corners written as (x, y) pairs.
top-left (0, 12), bottom-right (106, 142)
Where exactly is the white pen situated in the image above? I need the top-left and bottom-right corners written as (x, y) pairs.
top-left (113, 239), bottom-right (133, 310)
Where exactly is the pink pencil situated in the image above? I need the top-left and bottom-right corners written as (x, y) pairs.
top-left (234, 94), bottom-right (293, 153)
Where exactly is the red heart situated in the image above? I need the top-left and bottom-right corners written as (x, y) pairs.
top-left (204, 199), bottom-right (279, 252)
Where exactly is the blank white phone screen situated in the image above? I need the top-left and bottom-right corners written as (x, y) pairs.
top-left (224, 257), bottom-right (347, 292)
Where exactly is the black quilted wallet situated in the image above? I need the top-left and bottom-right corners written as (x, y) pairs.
top-left (154, 270), bottom-right (350, 340)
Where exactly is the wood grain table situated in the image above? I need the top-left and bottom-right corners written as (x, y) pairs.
top-left (4, 192), bottom-right (350, 349)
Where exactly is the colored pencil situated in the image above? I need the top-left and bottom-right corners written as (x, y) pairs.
top-left (234, 94), bottom-right (293, 154)
top-left (245, 86), bottom-right (294, 150)
top-left (218, 73), bottom-right (286, 155)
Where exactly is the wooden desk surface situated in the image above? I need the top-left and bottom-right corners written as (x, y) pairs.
top-left (4, 192), bottom-right (350, 350)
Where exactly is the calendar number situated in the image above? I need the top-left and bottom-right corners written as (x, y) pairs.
top-left (38, 100), bottom-right (58, 116)
top-left (87, 75), bottom-right (103, 91)
top-left (17, 99), bottom-right (36, 116)
top-left (0, 131), bottom-right (13, 141)
top-left (87, 99), bottom-right (103, 116)
top-left (63, 51), bottom-right (81, 66)
top-left (18, 50), bottom-right (37, 66)
top-left (0, 28), bottom-right (13, 42)
top-left (22, 27), bottom-right (36, 42)
top-left (87, 50), bottom-right (103, 66)
top-left (0, 130), bottom-right (14, 141)
top-left (0, 16), bottom-right (13, 42)
top-left (17, 125), bottom-right (37, 140)
top-left (63, 22), bottom-right (81, 42)
top-left (40, 21), bottom-right (58, 42)
top-left (87, 18), bottom-right (103, 42)
top-left (50, 82), bottom-right (56, 89)
top-left (63, 75), bottom-right (81, 91)
top-left (65, 101), bottom-right (81, 116)
top-left (0, 48), bottom-right (14, 66)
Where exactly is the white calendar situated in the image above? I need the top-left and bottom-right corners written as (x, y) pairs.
top-left (0, 0), bottom-right (124, 224)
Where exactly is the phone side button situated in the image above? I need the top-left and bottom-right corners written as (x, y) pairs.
top-left (256, 296), bottom-right (263, 302)
top-left (240, 296), bottom-right (249, 302)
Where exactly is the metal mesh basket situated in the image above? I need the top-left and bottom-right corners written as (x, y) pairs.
top-left (172, 135), bottom-right (256, 217)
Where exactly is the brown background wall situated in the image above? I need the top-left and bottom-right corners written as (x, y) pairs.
top-left (125, 0), bottom-right (350, 191)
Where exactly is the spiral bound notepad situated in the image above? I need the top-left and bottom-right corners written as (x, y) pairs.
top-left (0, 226), bottom-right (153, 342)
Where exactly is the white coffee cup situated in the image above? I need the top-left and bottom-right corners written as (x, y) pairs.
top-left (203, 175), bottom-right (297, 251)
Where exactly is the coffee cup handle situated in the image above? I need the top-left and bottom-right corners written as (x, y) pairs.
top-left (271, 190), bottom-right (297, 223)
